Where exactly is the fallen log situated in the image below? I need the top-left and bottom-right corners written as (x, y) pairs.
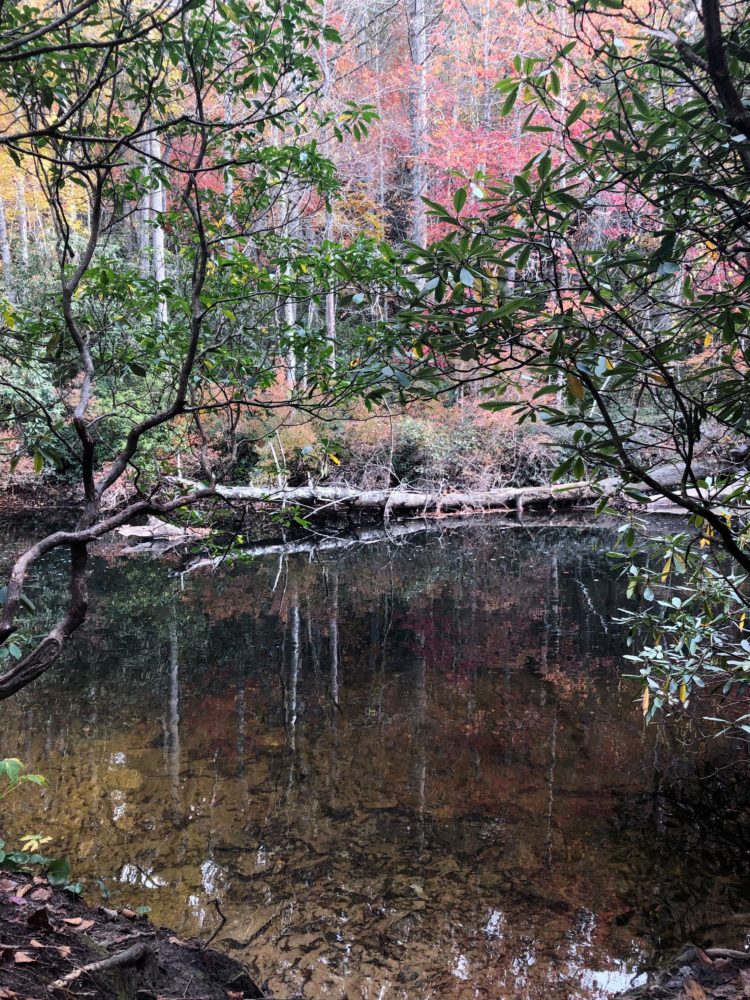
top-left (171, 479), bottom-right (597, 514)
top-left (163, 463), bottom-right (748, 528)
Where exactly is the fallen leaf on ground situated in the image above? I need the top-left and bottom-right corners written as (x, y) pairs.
top-left (29, 887), bottom-right (52, 902)
top-left (63, 917), bottom-right (83, 926)
top-left (120, 908), bottom-right (137, 920)
top-left (13, 952), bottom-right (35, 964)
top-left (29, 939), bottom-right (45, 949)
top-left (695, 947), bottom-right (713, 968)
top-left (0, 987), bottom-right (16, 998)
top-left (73, 919), bottom-right (95, 932)
top-left (56, 946), bottom-right (71, 959)
top-left (0, 878), bottom-right (16, 893)
top-left (167, 936), bottom-right (187, 946)
top-left (682, 978), bottom-right (707, 1000)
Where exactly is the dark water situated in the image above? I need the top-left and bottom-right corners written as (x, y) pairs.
top-left (2, 521), bottom-right (750, 998)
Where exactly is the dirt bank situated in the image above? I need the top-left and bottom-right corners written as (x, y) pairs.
top-left (0, 870), bottom-right (267, 999)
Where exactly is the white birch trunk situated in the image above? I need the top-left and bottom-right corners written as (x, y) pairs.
top-left (224, 90), bottom-right (235, 242)
top-left (0, 196), bottom-right (13, 301)
top-left (150, 133), bottom-right (168, 325)
top-left (16, 178), bottom-right (28, 269)
top-left (408, 0), bottom-right (429, 247)
top-left (137, 153), bottom-right (152, 279)
top-left (321, 6), bottom-right (336, 364)
top-left (481, 0), bottom-right (493, 129)
top-left (324, 208), bottom-right (336, 366)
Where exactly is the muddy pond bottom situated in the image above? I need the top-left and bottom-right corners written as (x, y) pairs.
top-left (3, 522), bottom-right (750, 999)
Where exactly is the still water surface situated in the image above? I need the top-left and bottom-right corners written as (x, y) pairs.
top-left (2, 522), bottom-right (750, 999)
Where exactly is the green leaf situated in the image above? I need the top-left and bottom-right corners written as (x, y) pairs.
top-left (500, 85), bottom-right (519, 116)
top-left (20, 774), bottom-right (46, 786)
top-left (46, 858), bottom-right (71, 886)
top-left (566, 100), bottom-right (587, 127)
top-left (322, 25), bottom-right (342, 43)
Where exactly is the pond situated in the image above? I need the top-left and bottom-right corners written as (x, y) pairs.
top-left (2, 520), bottom-right (750, 999)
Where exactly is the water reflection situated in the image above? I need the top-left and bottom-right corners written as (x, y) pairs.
top-left (1, 522), bottom-right (749, 998)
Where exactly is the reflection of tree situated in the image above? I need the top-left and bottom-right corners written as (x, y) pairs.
top-left (165, 600), bottom-right (181, 809)
top-left (2, 523), bottom-right (746, 998)
top-left (609, 756), bottom-right (750, 959)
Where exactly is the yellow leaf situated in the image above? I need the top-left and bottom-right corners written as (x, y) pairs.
top-left (567, 373), bottom-right (585, 400)
top-left (660, 557), bottom-right (672, 582)
top-left (328, 453), bottom-right (341, 466)
top-left (641, 687), bottom-right (650, 716)
top-left (678, 682), bottom-right (687, 704)
top-left (605, 357), bottom-right (614, 370)
top-left (703, 333), bottom-right (712, 349)
top-left (740, 612), bottom-right (746, 632)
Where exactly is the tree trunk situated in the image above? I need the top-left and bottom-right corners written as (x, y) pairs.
top-left (0, 195), bottom-right (13, 301)
top-left (150, 133), bottom-right (168, 324)
top-left (175, 479), bottom-right (598, 513)
top-left (16, 177), bottom-right (28, 270)
top-left (407, 0), bottom-right (429, 247)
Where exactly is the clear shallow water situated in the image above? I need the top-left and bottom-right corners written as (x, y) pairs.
top-left (2, 521), bottom-right (750, 998)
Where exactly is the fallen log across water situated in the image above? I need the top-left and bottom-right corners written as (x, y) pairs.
top-left (171, 479), bottom-right (598, 515)
top-left (169, 461), bottom-right (750, 519)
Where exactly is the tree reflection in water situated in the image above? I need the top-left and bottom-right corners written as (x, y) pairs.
top-left (1, 521), bottom-right (749, 998)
